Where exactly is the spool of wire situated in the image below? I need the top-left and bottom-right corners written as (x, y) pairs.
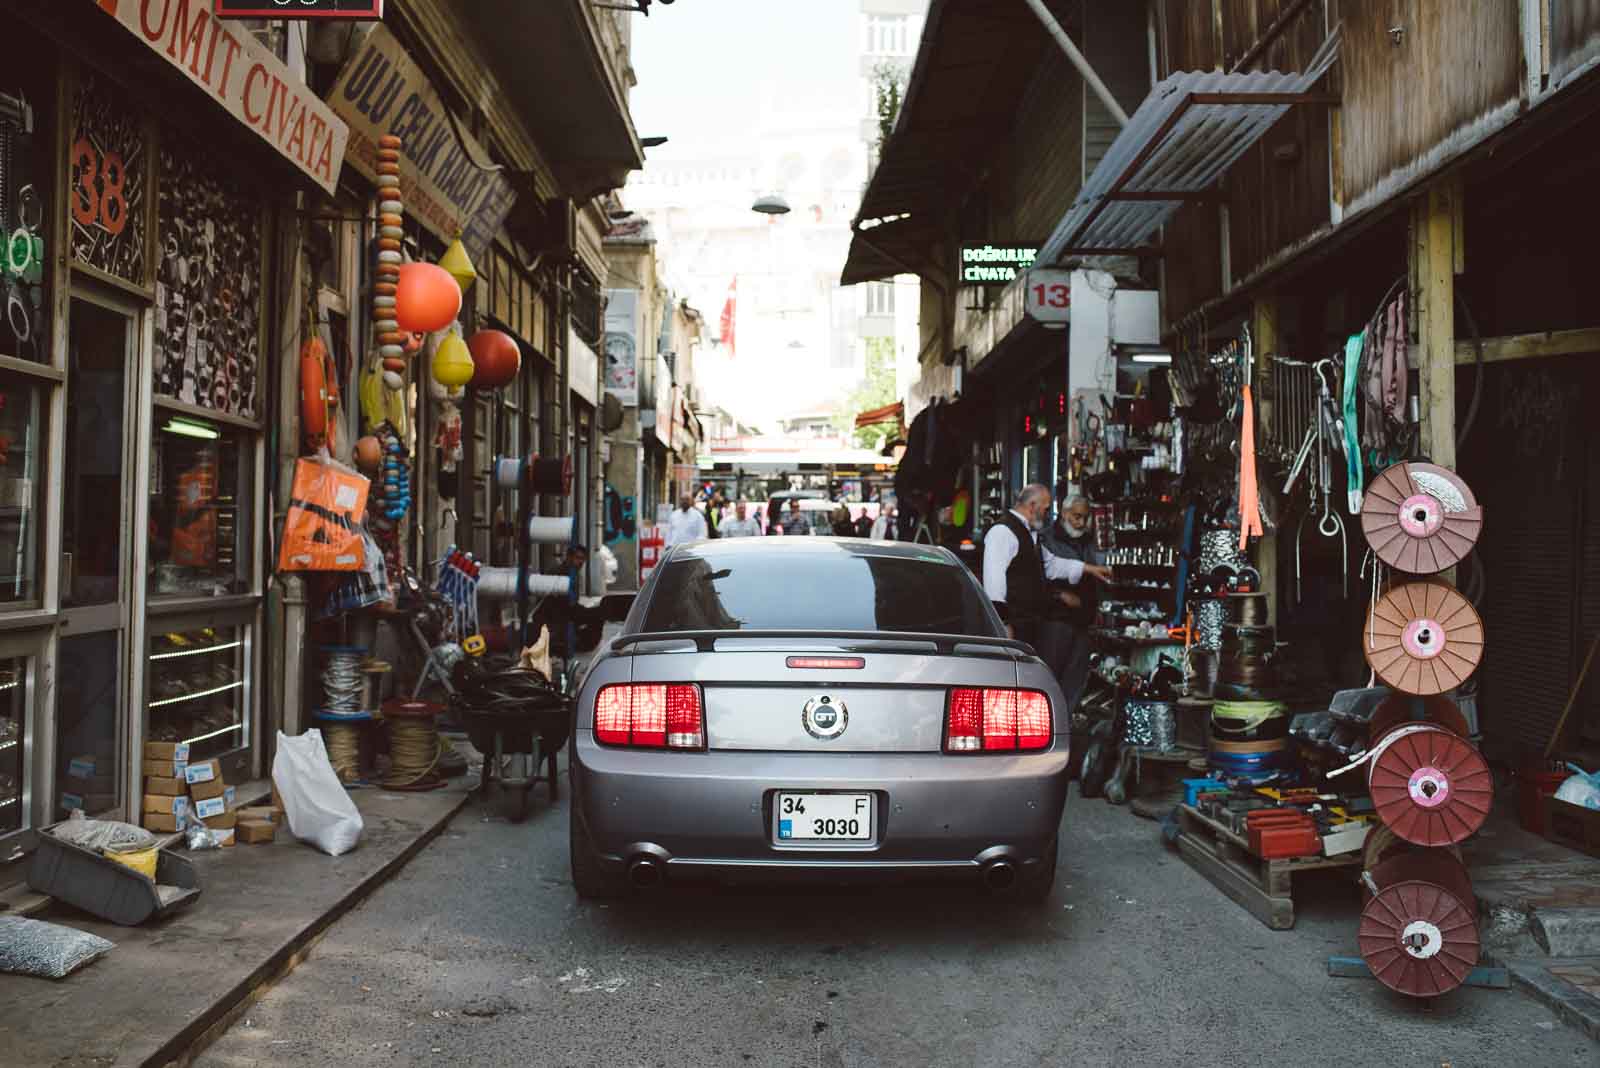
top-left (1222, 624), bottom-right (1276, 657)
top-left (1226, 594), bottom-right (1269, 627)
top-left (318, 646), bottom-right (369, 784)
top-left (319, 646), bottom-right (366, 714)
top-left (381, 700), bottom-right (447, 790)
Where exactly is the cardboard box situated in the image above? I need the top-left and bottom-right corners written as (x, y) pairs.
top-left (224, 785), bottom-right (237, 810)
top-left (67, 755), bottom-right (109, 780)
top-left (145, 776), bottom-right (187, 797)
top-left (65, 771), bottom-right (115, 794)
top-left (60, 792), bottom-right (117, 813)
top-left (189, 775), bottom-right (228, 801)
top-left (212, 827), bottom-right (236, 847)
top-left (192, 796), bottom-right (228, 820)
top-left (270, 782), bottom-right (285, 812)
top-left (237, 819), bottom-right (277, 844)
top-left (143, 759), bottom-right (187, 779)
top-left (202, 810), bottom-right (238, 830)
top-left (143, 810), bottom-right (186, 833)
top-left (184, 759), bottom-right (221, 785)
top-left (143, 741), bottom-right (191, 763)
top-left (143, 793), bottom-right (190, 817)
top-left (237, 806), bottom-right (278, 825)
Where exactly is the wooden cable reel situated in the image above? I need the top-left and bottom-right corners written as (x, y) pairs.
top-left (1360, 463), bottom-right (1483, 574)
top-left (1365, 719), bottom-right (1492, 846)
top-left (1357, 849), bottom-right (1479, 997)
top-left (1364, 581), bottom-right (1484, 696)
top-left (1366, 693), bottom-right (1470, 742)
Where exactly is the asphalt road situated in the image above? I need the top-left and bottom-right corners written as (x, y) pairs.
top-left (198, 780), bottom-right (1596, 1068)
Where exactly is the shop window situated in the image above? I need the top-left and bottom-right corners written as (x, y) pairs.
top-left (69, 71), bottom-right (150, 286)
top-left (0, 376), bottom-right (42, 606)
top-left (865, 282), bottom-right (895, 317)
top-left (154, 130), bottom-right (266, 419)
top-left (147, 623), bottom-right (249, 762)
top-left (2, 89), bottom-right (51, 364)
top-left (147, 414), bottom-right (254, 599)
top-left (0, 656), bottom-right (25, 835)
top-left (56, 632), bottom-right (119, 820)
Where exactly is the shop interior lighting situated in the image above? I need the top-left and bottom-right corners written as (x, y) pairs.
top-left (1130, 352), bottom-right (1172, 364)
top-left (181, 723), bottom-right (244, 746)
top-left (151, 640), bottom-right (243, 662)
top-left (0, 795), bottom-right (16, 807)
top-left (0, 738), bottom-right (16, 752)
top-left (149, 678), bottom-right (244, 709)
top-left (162, 416), bottom-right (220, 440)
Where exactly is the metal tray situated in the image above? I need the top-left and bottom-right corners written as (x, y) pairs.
top-left (27, 823), bottom-right (201, 926)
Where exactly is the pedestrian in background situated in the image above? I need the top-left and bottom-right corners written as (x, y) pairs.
top-left (853, 507), bottom-right (873, 538)
top-left (705, 490), bottom-right (726, 539)
top-left (721, 500), bottom-right (762, 538)
top-left (1039, 495), bottom-right (1106, 715)
top-left (870, 502), bottom-right (897, 540)
top-left (830, 505), bottom-right (855, 537)
top-left (664, 494), bottom-right (707, 547)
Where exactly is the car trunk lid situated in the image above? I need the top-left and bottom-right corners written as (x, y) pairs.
top-left (621, 636), bottom-right (1022, 753)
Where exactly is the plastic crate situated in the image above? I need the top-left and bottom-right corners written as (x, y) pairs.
top-left (27, 824), bottom-right (201, 925)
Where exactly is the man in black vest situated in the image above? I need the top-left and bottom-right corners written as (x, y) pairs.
top-left (982, 484), bottom-right (1111, 645)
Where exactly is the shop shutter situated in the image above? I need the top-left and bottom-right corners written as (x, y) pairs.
top-left (1464, 359), bottom-right (1585, 757)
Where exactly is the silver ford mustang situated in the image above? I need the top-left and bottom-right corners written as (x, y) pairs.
top-left (569, 537), bottom-right (1071, 902)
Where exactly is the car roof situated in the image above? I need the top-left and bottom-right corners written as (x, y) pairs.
top-left (669, 537), bottom-right (955, 565)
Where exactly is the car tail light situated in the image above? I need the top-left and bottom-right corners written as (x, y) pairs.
top-left (786, 656), bottom-right (865, 670)
top-left (594, 684), bottom-right (705, 749)
top-left (944, 688), bottom-right (1051, 752)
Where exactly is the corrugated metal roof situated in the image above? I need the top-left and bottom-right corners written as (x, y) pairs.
top-left (1037, 30), bottom-right (1340, 263)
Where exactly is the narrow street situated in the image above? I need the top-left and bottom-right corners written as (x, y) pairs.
top-left (197, 780), bottom-right (1593, 1068)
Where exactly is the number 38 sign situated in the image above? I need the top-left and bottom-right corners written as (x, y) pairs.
top-left (1025, 268), bottom-right (1072, 325)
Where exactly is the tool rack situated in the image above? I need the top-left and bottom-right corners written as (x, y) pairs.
top-left (1174, 802), bottom-right (1359, 930)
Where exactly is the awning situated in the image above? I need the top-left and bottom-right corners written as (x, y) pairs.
top-left (841, 0), bottom-right (1053, 286)
top-left (1037, 31), bottom-right (1340, 263)
top-left (460, 1), bottom-right (643, 198)
top-left (854, 401), bottom-right (905, 430)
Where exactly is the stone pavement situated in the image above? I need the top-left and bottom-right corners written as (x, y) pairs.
top-left (0, 785), bottom-right (468, 1068)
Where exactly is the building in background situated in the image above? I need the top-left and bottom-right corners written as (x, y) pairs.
top-left (603, 211), bottom-right (705, 591)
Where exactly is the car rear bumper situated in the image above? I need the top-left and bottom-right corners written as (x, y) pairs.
top-left (572, 733), bottom-right (1070, 878)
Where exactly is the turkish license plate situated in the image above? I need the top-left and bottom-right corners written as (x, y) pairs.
top-left (774, 792), bottom-right (873, 842)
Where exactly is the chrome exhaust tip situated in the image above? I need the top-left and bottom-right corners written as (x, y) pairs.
top-left (628, 857), bottom-right (663, 889)
top-left (982, 859), bottom-right (1017, 891)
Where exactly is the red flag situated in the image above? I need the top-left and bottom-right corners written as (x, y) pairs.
top-left (719, 276), bottom-right (737, 357)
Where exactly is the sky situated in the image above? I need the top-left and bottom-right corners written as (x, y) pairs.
top-left (628, 1), bottom-right (862, 163)
top-left (624, 0), bottom-right (873, 431)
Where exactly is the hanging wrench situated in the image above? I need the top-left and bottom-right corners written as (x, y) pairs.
top-left (1281, 422), bottom-right (1317, 496)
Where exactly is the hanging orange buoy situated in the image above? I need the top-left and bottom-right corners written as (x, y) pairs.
top-left (300, 335), bottom-right (336, 451)
top-left (394, 262), bottom-right (461, 333)
top-left (467, 329), bottom-right (520, 389)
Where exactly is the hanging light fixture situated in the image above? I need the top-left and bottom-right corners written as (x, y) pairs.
top-left (752, 194), bottom-right (791, 215)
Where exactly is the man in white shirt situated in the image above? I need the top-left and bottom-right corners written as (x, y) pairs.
top-left (982, 484), bottom-right (1111, 641)
top-left (720, 500), bottom-right (762, 538)
top-left (664, 495), bottom-right (708, 547)
top-left (869, 503), bottom-right (896, 541)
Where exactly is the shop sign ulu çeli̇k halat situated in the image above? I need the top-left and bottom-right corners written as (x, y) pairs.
top-left (328, 25), bottom-right (516, 261)
top-left (91, 0), bottom-right (349, 195)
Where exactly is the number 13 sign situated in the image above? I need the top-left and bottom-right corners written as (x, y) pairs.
top-left (1025, 268), bottom-right (1072, 325)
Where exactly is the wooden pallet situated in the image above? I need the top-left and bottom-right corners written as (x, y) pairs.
top-left (1174, 803), bottom-right (1360, 930)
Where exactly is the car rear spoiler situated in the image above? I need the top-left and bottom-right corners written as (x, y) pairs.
top-left (610, 629), bottom-right (1037, 658)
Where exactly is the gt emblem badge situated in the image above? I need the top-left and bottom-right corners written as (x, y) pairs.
top-left (801, 694), bottom-right (848, 740)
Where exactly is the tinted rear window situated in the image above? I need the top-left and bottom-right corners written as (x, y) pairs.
top-left (641, 546), bottom-right (998, 636)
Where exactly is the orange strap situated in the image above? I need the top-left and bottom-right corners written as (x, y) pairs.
top-left (1237, 384), bottom-right (1264, 550)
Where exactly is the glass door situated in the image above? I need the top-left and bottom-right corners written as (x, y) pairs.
top-left (56, 294), bottom-right (135, 818)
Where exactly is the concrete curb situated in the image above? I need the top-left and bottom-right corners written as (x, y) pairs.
top-left (1502, 960), bottom-right (1600, 1042)
top-left (150, 789), bottom-right (470, 1068)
